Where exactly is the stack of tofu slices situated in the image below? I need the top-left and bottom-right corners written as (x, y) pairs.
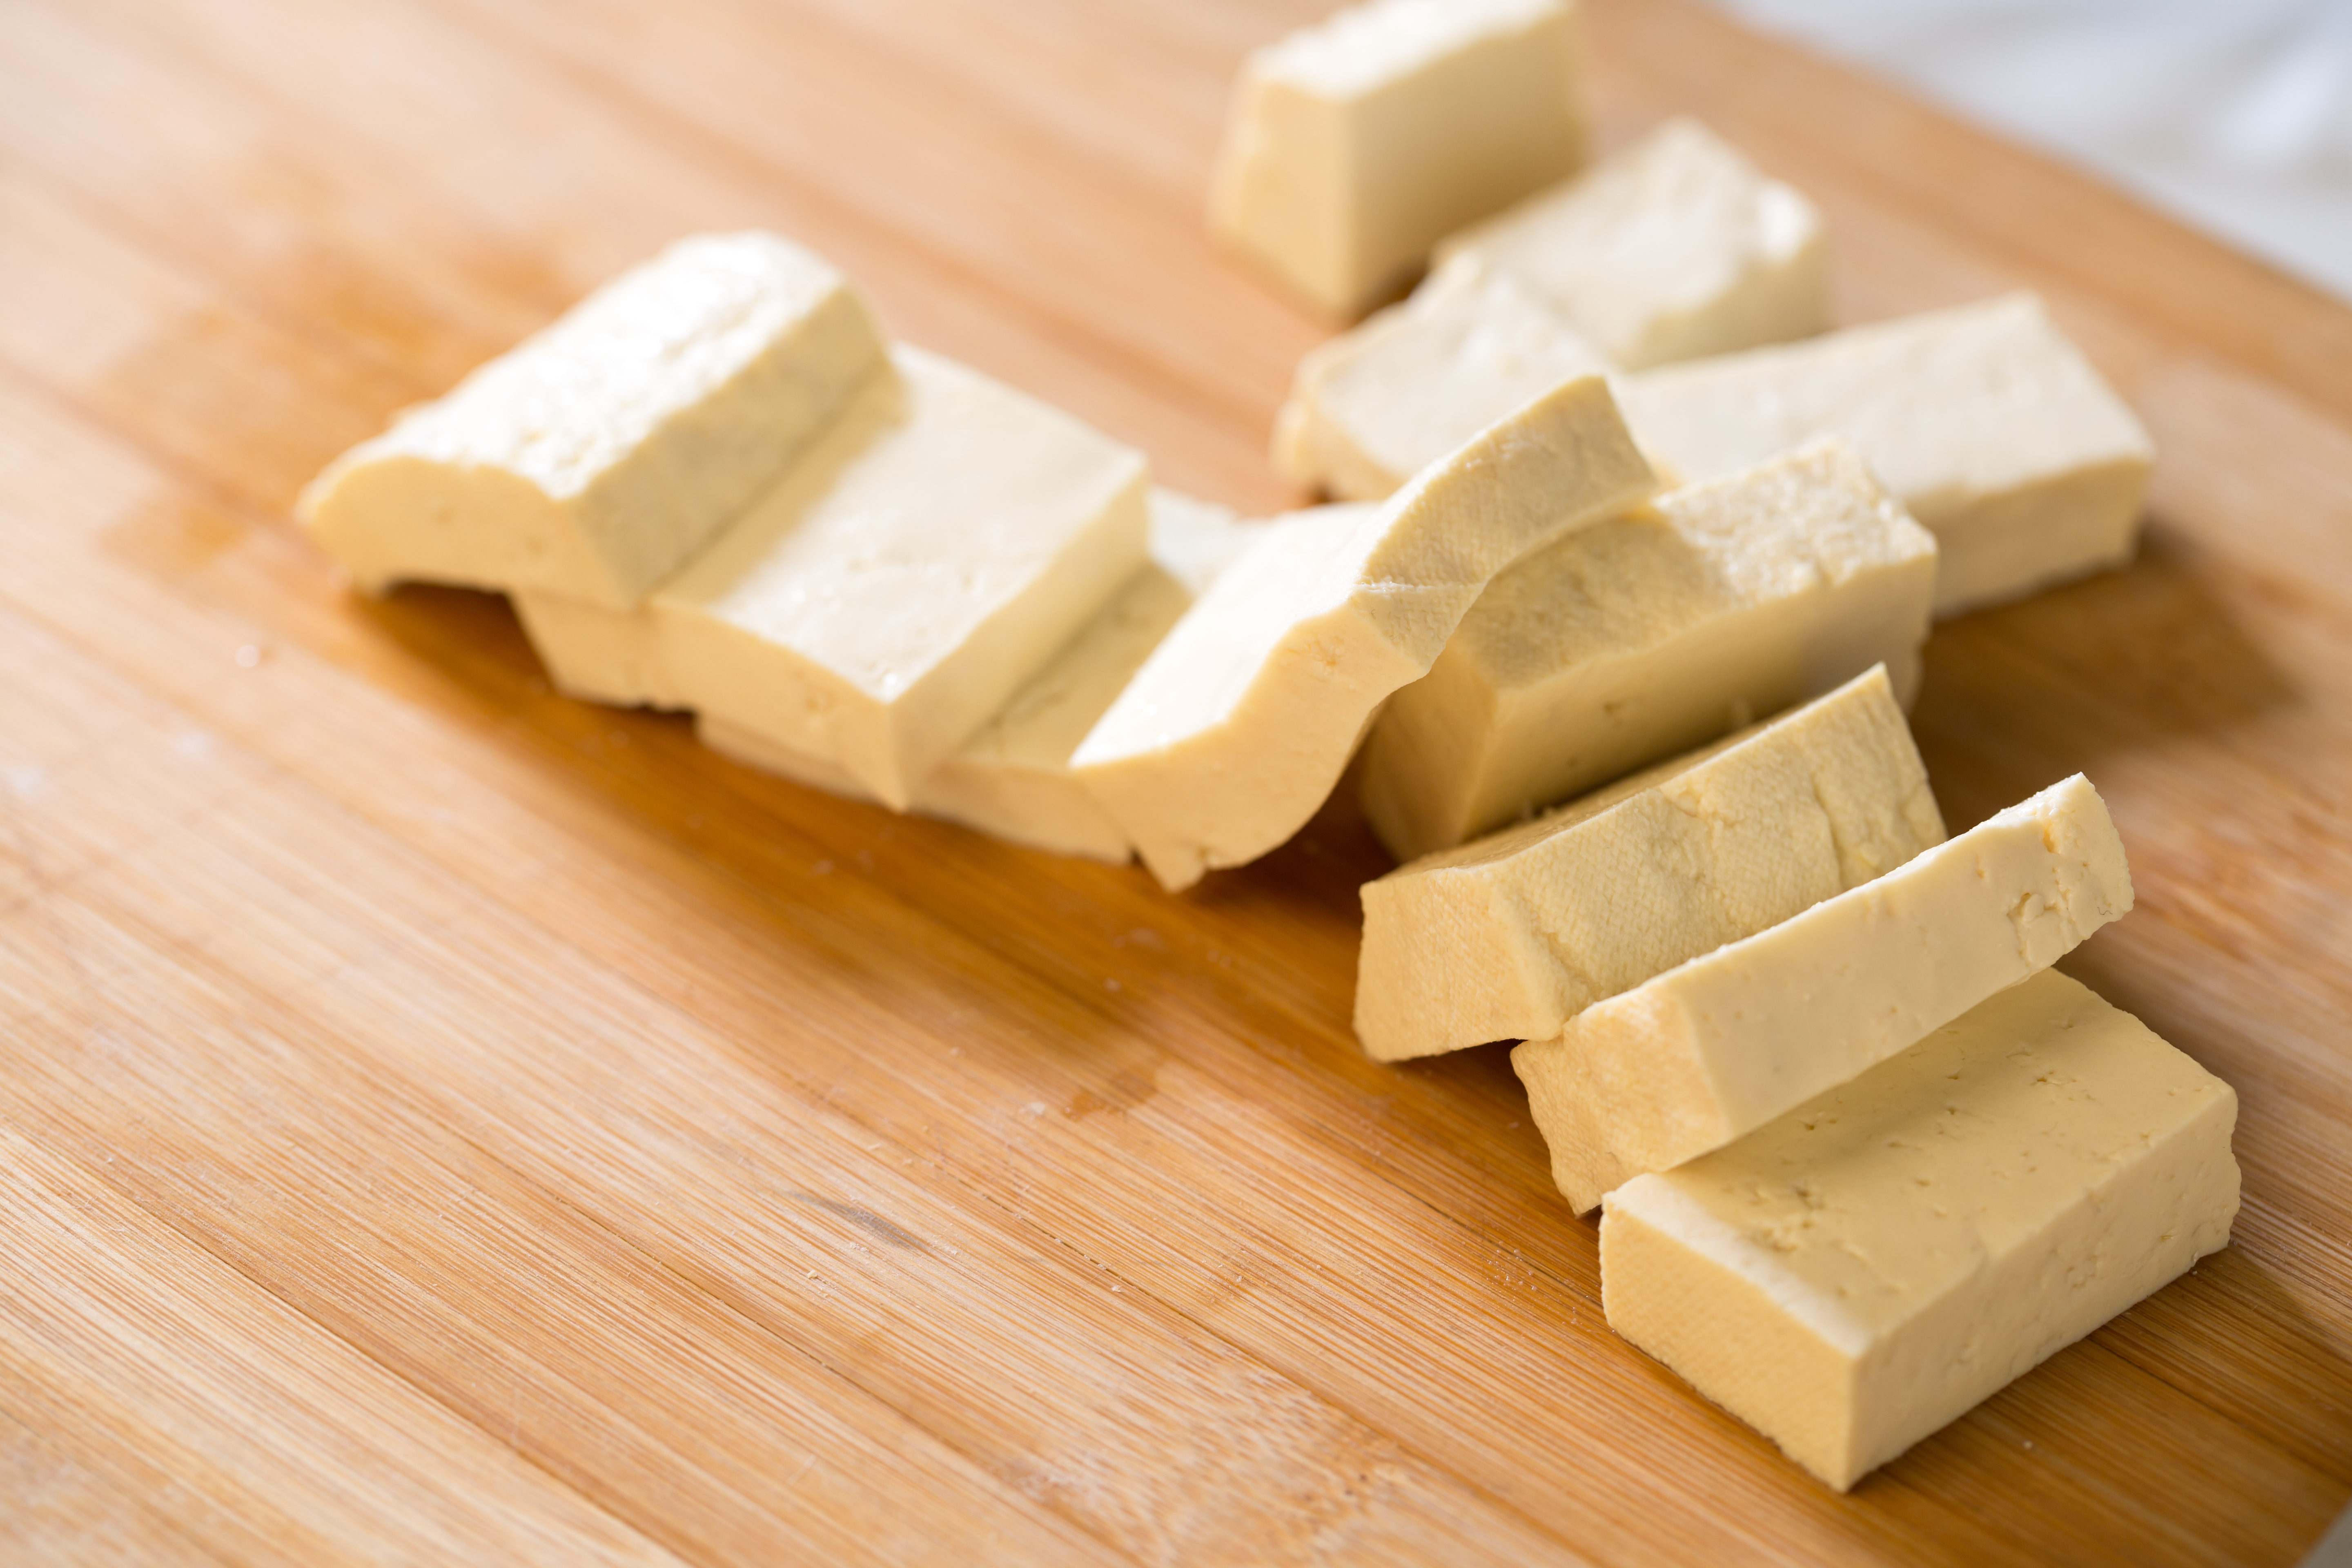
top-left (1218, 0), bottom-right (2241, 1493)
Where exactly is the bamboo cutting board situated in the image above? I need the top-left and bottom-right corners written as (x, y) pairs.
top-left (2, 0), bottom-right (2348, 1562)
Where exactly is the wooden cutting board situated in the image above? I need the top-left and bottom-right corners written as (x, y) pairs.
top-left (2, 0), bottom-right (2347, 1562)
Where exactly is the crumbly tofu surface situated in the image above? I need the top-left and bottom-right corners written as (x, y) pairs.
top-left (1208, 0), bottom-right (1585, 316)
top-left (1601, 969), bottom-right (2239, 1490)
top-left (1436, 116), bottom-right (1829, 370)
top-left (1360, 440), bottom-right (1938, 860)
top-left (1516, 772), bottom-right (2134, 1212)
top-left (1272, 259), bottom-right (1615, 501)
top-left (1619, 293), bottom-right (2154, 615)
top-left (300, 232), bottom-right (886, 608)
top-left (1355, 664), bottom-right (1942, 1062)
top-left (1074, 374), bottom-right (1656, 891)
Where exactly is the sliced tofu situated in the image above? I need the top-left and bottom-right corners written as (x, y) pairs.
top-left (1619, 294), bottom-right (2154, 615)
top-left (1515, 772), bottom-right (2134, 1212)
top-left (1073, 374), bottom-right (1656, 891)
top-left (514, 346), bottom-right (1149, 811)
top-left (1355, 665), bottom-right (1942, 1062)
top-left (1601, 970), bottom-right (2239, 1490)
top-left (1209, 0), bottom-right (1585, 317)
top-left (1360, 439), bottom-right (1937, 861)
top-left (1436, 116), bottom-right (1829, 370)
top-left (1272, 259), bottom-right (1615, 501)
top-left (300, 232), bottom-right (886, 608)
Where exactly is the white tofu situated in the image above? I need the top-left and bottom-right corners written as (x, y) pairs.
top-left (1515, 773), bottom-right (2134, 1212)
top-left (1435, 117), bottom-right (1828, 370)
top-left (300, 232), bottom-right (886, 608)
top-left (1073, 374), bottom-right (1656, 892)
top-left (514, 346), bottom-right (1149, 810)
top-left (1619, 294), bottom-right (2155, 615)
top-left (1360, 440), bottom-right (1938, 860)
top-left (1208, 0), bottom-right (1585, 317)
top-left (1272, 259), bottom-right (1615, 501)
top-left (1601, 970), bottom-right (2239, 1491)
top-left (1355, 665), bottom-right (1942, 1062)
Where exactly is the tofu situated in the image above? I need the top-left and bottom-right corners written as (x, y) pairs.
top-left (1360, 440), bottom-right (1938, 861)
top-left (1619, 294), bottom-right (2155, 615)
top-left (1601, 970), bottom-right (2239, 1491)
top-left (516, 347), bottom-right (1149, 811)
top-left (1515, 772), bottom-right (2134, 1212)
top-left (1208, 0), bottom-right (1585, 317)
top-left (1272, 259), bottom-right (1615, 501)
top-left (1436, 116), bottom-right (1829, 370)
top-left (1356, 664), bottom-right (1942, 1062)
top-left (300, 232), bottom-right (886, 608)
top-left (1073, 374), bottom-right (1656, 891)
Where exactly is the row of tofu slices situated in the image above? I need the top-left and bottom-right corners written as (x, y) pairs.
top-left (299, 3), bottom-right (2236, 1496)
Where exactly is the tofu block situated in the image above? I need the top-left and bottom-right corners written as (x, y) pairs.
top-left (1601, 970), bottom-right (2239, 1490)
top-left (1356, 664), bottom-right (1942, 1062)
top-left (1619, 294), bottom-right (2154, 615)
top-left (1073, 374), bottom-right (1657, 891)
top-left (300, 232), bottom-right (886, 608)
top-left (1209, 0), bottom-right (1585, 317)
top-left (1273, 259), bottom-right (1615, 501)
top-left (1515, 772), bottom-right (2134, 1212)
top-left (1361, 439), bottom-right (1938, 860)
top-left (516, 347), bottom-right (1149, 811)
top-left (1436, 117), bottom-right (1829, 370)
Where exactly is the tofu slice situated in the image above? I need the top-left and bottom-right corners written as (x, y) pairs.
top-left (1209, 0), bottom-right (1585, 317)
top-left (1436, 116), bottom-right (1829, 370)
top-left (300, 232), bottom-right (886, 608)
top-left (1601, 970), bottom-right (2239, 1491)
top-left (1356, 664), bottom-right (1942, 1062)
top-left (1515, 772), bottom-right (2134, 1212)
top-left (515, 347), bottom-right (1149, 811)
top-left (1073, 374), bottom-right (1657, 892)
top-left (1272, 259), bottom-right (1615, 501)
top-left (1360, 439), bottom-right (1937, 861)
top-left (1619, 294), bottom-right (2154, 615)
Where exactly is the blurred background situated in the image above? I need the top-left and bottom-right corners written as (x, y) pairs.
top-left (1711, 0), bottom-right (2352, 303)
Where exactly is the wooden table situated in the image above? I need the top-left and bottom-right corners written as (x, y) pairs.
top-left (3, 1), bottom-right (2348, 1562)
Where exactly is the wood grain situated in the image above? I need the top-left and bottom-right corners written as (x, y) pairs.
top-left (1, 0), bottom-right (2346, 1562)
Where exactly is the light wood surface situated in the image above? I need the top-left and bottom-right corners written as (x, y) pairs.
top-left (2, 0), bottom-right (2347, 1562)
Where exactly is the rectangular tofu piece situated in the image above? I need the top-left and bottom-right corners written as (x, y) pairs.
top-left (1601, 970), bottom-right (2240, 1491)
top-left (299, 232), bottom-right (886, 608)
top-left (1361, 440), bottom-right (1938, 862)
top-left (1273, 259), bottom-right (1615, 501)
top-left (1515, 772), bottom-right (2134, 1212)
top-left (1073, 375), bottom-right (1656, 891)
top-left (1209, 0), bottom-right (1585, 317)
top-left (1436, 116), bottom-right (1829, 370)
top-left (517, 347), bottom-right (1149, 811)
top-left (1619, 294), bottom-right (2154, 615)
top-left (1356, 665), bottom-right (1942, 1062)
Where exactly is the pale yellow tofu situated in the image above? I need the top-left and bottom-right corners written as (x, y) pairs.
top-left (301, 232), bottom-right (886, 608)
top-left (1602, 970), bottom-right (2238, 1490)
top-left (1354, 665), bottom-right (1942, 1062)
top-left (1516, 772), bottom-right (2135, 1212)
top-left (1361, 440), bottom-right (1938, 862)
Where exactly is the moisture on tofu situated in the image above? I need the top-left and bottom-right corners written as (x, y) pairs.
top-left (1073, 374), bottom-right (1657, 892)
top-left (1359, 440), bottom-right (1938, 861)
top-left (1435, 116), bottom-right (1829, 370)
top-left (513, 345), bottom-right (1149, 810)
top-left (1601, 970), bottom-right (2239, 1491)
top-left (1618, 293), bottom-right (2155, 616)
top-left (1516, 773), bottom-right (2136, 1212)
top-left (1355, 665), bottom-right (1942, 1063)
top-left (299, 232), bottom-right (887, 609)
top-left (1272, 259), bottom-right (1615, 502)
top-left (1208, 0), bottom-right (1585, 317)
